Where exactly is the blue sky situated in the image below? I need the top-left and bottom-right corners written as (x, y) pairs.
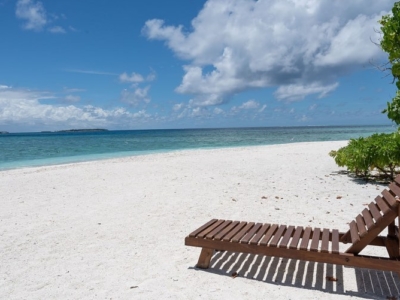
top-left (0, 0), bottom-right (397, 132)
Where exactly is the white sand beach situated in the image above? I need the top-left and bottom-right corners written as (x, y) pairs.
top-left (1, 141), bottom-right (399, 299)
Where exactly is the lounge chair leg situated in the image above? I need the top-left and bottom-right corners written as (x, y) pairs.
top-left (385, 236), bottom-right (400, 258)
top-left (196, 247), bottom-right (214, 269)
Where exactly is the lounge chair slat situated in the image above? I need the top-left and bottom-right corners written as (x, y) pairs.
top-left (331, 229), bottom-right (339, 254)
top-left (346, 207), bottom-right (398, 254)
top-left (368, 202), bottom-right (382, 222)
top-left (279, 225), bottom-right (295, 248)
top-left (389, 182), bottom-right (400, 199)
top-left (321, 229), bottom-right (330, 253)
top-left (350, 221), bottom-right (360, 244)
top-left (269, 225), bottom-right (286, 247)
top-left (289, 226), bottom-right (303, 250)
top-left (197, 220), bottom-right (225, 238)
top-left (240, 223), bottom-right (262, 244)
top-left (362, 208), bottom-right (375, 230)
top-left (214, 221), bottom-right (240, 240)
top-left (206, 220), bottom-right (232, 239)
top-left (189, 219), bottom-right (218, 237)
top-left (376, 196), bottom-right (391, 215)
top-left (250, 223), bottom-right (270, 245)
top-left (222, 221), bottom-right (247, 241)
top-left (355, 214), bottom-right (367, 237)
top-left (382, 189), bottom-right (397, 207)
top-left (260, 224), bottom-right (279, 246)
top-left (395, 176), bottom-right (400, 186)
top-left (232, 222), bottom-right (254, 243)
top-left (310, 228), bottom-right (321, 252)
top-left (299, 227), bottom-right (312, 250)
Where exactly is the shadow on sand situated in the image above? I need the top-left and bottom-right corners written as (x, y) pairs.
top-left (190, 251), bottom-right (400, 299)
top-left (329, 170), bottom-right (392, 186)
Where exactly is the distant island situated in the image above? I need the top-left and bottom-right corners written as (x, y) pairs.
top-left (40, 129), bottom-right (108, 133)
top-left (0, 131), bottom-right (9, 134)
top-left (57, 129), bottom-right (108, 132)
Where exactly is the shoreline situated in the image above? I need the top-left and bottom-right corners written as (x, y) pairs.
top-left (1, 140), bottom-right (397, 299)
top-left (0, 140), bottom-right (350, 172)
top-left (1, 125), bottom-right (395, 172)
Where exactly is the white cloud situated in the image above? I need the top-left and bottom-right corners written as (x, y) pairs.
top-left (132, 110), bottom-right (150, 118)
top-left (315, 14), bottom-right (384, 67)
top-left (274, 82), bottom-right (339, 101)
top-left (258, 104), bottom-right (267, 113)
top-left (120, 86), bottom-right (151, 106)
top-left (143, 0), bottom-right (391, 105)
top-left (239, 100), bottom-right (259, 110)
top-left (15, 0), bottom-right (70, 34)
top-left (191, 106), bottom-right (209, 117)
top-left (48, 26), bottom-right (66, 34)
top-left (119, 71), bottom-right (156, 84)
top-left (119, 72), bottom-right (144, 83)
top-left (213, 107), bottom-right (224, 114)
top-left (0, 86), bottom-right (152, 131)
top-left (16, 0), bottom-right (47, 31)
top-left (227, 99), bottom-right (264, 116)
top-left (173, 103), bottom-right (185, 111)
top-left (64, 95), bottom-right (80, 103)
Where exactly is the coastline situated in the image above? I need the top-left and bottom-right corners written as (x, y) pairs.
top-left (0, 139), bottom-right (349, 172)
top-left (1, 125), bottom-right (395, 171)
top-left (1, 141), bottom-right (397, 299)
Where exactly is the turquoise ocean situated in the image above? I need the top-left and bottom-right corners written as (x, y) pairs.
top-left (0, 125), bottom-right (396, 171)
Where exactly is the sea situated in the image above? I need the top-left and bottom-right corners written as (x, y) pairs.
top-left (0, 125), bottom-right (396, 171)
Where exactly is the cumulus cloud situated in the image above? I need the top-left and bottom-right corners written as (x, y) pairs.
top-left (0, 86), bottom-right (151, 131)
top-left (119, 72), bottom-right (144, 84)
top-left (119, 71), bottom-right (156, 84)
top-left (16, 0), bottom-right (47, 31)
top-left (230, 100), bottom-right (264, 115)
top-left (120, 86), bottom-right (151, 106)
top-left (239, 100), bottom-right (259, 110)
top-left (143, 0), bottom-right (392, 105)
top-left (16, 0), bottom-right (70, 34)
top-left (119, 71), bottom-right (156, 106)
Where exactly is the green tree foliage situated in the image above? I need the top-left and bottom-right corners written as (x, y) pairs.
top-left (383, 90), bottom-right (400, 125)
top-left (380, 2), bottom-right (400, 124)
top-left (330, 2), bottom-right (400, 180)
top-left (380, 2), bottom-right (400, 88)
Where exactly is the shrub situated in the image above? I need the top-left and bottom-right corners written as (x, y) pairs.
top-left (329, 132), bottom-right (400, 180)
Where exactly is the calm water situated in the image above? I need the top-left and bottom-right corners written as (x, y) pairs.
top-left (0, 125), bottom-right (395, 170)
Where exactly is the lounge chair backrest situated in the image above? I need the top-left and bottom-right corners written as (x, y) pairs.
top-left (342, 177), bottom-right (400, 254)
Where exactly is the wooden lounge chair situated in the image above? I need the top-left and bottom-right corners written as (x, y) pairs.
top-left (185, 176), bottom-right (400, 277)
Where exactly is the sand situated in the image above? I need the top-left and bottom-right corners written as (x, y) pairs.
top-left (1, 141), bottom-right (399, 299)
